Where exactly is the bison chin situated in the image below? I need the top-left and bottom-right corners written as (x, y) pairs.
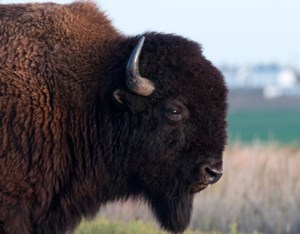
top-left (148, 192), bottom-right (193, 233)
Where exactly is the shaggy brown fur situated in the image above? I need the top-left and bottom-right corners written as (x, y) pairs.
top-left (0, 2), bottom-right (227, 234)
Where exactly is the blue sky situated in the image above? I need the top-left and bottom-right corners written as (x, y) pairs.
top-left (2, 0), bottom-right (300, 68)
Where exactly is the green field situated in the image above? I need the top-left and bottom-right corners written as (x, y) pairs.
top-left (75, 217), bottom-right (245, 234)
top-left (227, 109), bottom-right (300, 144)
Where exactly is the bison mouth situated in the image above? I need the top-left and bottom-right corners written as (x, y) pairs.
top-left (147, 192), bottom-right (193, 233)
top-left (189, 182), bottom-right (208, 194)
top-left (188, 164), bottom-right (223, 194)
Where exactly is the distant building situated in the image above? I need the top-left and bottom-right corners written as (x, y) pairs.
top-left (278, 68), bottom-right (298, 87)
top-left (220, 64), bottom-right (300, 98)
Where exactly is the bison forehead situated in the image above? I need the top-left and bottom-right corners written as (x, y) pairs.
top-left (103, 33), bottom-right (226, 106)
top-left (136, 34), bottom-right (226, 99)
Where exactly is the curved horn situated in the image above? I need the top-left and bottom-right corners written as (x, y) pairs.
top-left (126, 36), bottom-right (155, 96)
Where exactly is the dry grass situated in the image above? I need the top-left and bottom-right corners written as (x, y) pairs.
top-left (191, 143), bottom-right (300, 233)
top-left (96, 144), bottom-right (300, 233)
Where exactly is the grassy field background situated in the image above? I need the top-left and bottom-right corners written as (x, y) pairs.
top-left (228, 109), bottom-right (300, 144)
top-left (76, 218), bottom-right (217, 234)
top-left (75, 144), bottom-right (300, 234)
top-left (227, 89), bottom-right (300, 144)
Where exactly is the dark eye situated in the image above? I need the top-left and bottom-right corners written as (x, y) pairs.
top-left (165, 108), bottom-right (182, 123)
top-left (168, 109), bottom-right (180, 115)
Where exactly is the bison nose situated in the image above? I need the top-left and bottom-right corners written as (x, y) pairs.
top-left (204, 166), bottom-right (223, 184)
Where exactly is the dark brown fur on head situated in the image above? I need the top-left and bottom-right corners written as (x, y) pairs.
top-left (0, 2), bottom-right (227, 234)
top-left (103, 33), bottom-right (227, 232)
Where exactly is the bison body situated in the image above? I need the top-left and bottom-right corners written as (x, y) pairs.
top-left (0, 2), bottom-right (227, 233)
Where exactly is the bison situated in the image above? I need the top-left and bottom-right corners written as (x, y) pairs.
top-left (0, 2), bottom-right (227, 234)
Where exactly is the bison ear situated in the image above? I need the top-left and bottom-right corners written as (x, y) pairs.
top-left (112, 89), bottom-right (148, 113)
top-left (113, 89), bottom-right (126, 104)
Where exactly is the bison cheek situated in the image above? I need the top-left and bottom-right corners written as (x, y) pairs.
top-left (148, 193), bottom-right (193, 233)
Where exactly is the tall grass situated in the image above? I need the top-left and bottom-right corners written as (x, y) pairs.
top-left (191, 143), bottom-right (300, 233)
top-left (76, 144), bottom-right (300, 234)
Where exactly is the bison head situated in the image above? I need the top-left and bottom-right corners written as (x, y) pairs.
top-left (102, 33), bottom-right (227, 233)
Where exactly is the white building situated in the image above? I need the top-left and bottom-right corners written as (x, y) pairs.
top-left (220, 65), bottom-right (300, 97)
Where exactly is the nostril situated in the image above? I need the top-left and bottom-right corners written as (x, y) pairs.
top-left (205, 167), bottom-right (223, 184)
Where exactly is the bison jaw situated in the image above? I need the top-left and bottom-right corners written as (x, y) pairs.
top-left (148, 192), bottom-right (193, 233)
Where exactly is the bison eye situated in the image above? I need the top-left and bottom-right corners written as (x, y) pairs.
top-left (165, 108), bottom-right (182, 123)
top-left (168, 109), bottom-right (180, 115)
